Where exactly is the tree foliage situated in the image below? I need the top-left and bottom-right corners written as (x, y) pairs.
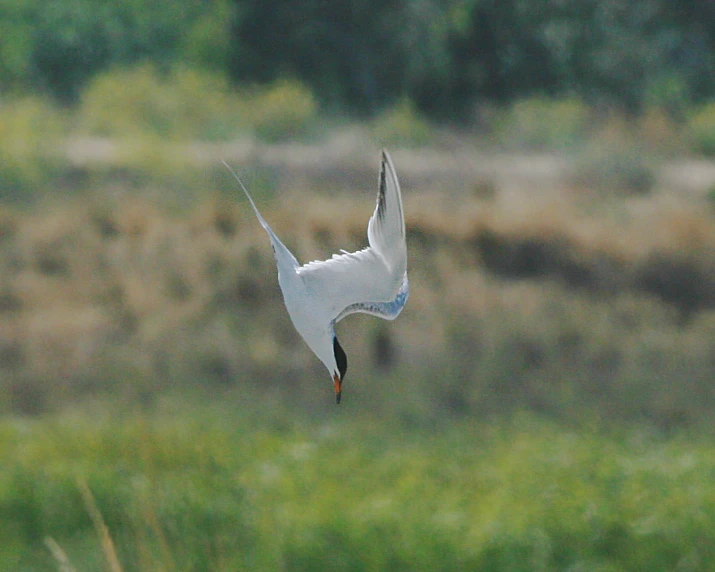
top-left (0, 0), bottom-right (226, 102)
top-left (0, 0), bottom-right (713, 118)
top-left (228, 0), bottom-right (438, 115)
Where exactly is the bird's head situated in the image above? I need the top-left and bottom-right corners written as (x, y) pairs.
top-left (331, 336), bottom-right (348, 404)
top-left (298, 326), bottom-right (349, 404)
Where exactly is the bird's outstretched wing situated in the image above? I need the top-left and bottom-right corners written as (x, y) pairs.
top-left (367, 149), bottom-right (406, 269)
top-left (297, 150), bottom-right (408, 323)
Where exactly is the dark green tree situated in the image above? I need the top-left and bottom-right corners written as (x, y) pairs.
top-left (428, 0), bottom-right (715, 118)
top-left (229, 0), bottom-right (446, 115)
top-left (28, 0), bottom-right (214, 102)
top-left (2, 0), bottom-right (714, 118)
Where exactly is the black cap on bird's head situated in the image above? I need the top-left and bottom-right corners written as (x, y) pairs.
top-left (333, 336), bottom-right (348, 404)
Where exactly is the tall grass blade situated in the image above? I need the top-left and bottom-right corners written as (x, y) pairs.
top-left (78, 478), bottom-right (123, 572)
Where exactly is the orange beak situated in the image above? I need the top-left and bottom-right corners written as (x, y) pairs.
top-left (333, 372), bottom-right (342, 404)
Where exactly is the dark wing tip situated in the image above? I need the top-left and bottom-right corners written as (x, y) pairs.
top-left (377, 153), bottom-right (388, 221)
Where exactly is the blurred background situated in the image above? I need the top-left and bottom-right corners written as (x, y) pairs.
top-left (1, 0), bottom-right (715, 570)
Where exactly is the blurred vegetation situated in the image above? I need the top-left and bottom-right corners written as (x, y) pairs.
top-left (77, 65), bottom-right (246, 142)
top-left (688, 103), bottom-right (715, 157)
top-left (0, 97), bottom-right (68, 200)
top-left (494, 98), bottom-right (591, 151)
top-left (0, 125), bottom-right (712, 427)
top-left (1, 1), bottom-right (715, 567)
top-left (248, 79), bottom-right (320, 143)
top-left (1, 0), bottom-right (714, 119)
top-left (2, 0), bottom-right (714, 161)
top-left (0, 64), bottom-right (712, 424)
top-left (77, 67), bottom-right (320, 144)
top-left (369, 98), bottom-right (435, 149)
top-left (2, 409), bottom-right (715, 570)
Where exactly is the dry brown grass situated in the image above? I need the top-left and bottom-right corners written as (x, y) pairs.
top-left (0, 150), bottom-right (713, 426)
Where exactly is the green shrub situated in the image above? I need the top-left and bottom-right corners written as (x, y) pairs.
top-left (496, 97), bottom-right (590, 151)
top-left (76, 64), bottom-right (247, 141)
top-left (370, 98), bottom-right (434, 148)
top-left (687, 103), bottom-right (715, 157)
top-left (247, 79), bottom-right (320, 143)
top-left (77, 68), bottom-right (319, 144)
top-left (0, 97), bottom-right (67, 200)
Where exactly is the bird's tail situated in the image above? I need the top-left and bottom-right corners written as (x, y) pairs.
top-left (222, 160), bottom-right (299, 269)
top-left (221, 160), bottom-right (271, 231)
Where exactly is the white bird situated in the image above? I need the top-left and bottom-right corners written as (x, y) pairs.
top-left (223, 150), bottom-right (408, 404)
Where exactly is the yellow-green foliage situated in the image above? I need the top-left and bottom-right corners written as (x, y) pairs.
top-left (687, 103), bottom-right (715, 157)
top-left (370, 98), bottom-right (434, 148)
top-left (77, 68), bottom-right (320, 145)
top-left (496, 97), bottom-right (590, 150)
top-left (77, 64), bottom-right (247, 142)
top-left (0, 97), bottom-right (66, 195)
top-left (1, 410), bottom-right (714, 570)
top-left (246, 79), bottom-right (319, 143)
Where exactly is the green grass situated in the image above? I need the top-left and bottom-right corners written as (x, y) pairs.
top-left (370, 98), bottom-right (435, 148)
top-left (1, 401), bottom-right (714, 571)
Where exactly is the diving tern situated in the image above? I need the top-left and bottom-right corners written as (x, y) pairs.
top-left (223, 151), bottom-right (408, 404)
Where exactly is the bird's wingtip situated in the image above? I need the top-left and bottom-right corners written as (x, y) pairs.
top-left (381, 149), bottom-right (396, 173)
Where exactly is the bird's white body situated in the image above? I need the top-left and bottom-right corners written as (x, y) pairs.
top-left (225, 150), bottom-right (408, 402)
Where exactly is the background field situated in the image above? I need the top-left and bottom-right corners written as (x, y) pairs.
top-left (2, 1), bottom-right (715, 569)
top-left (1, 124), bottom-right (715, 570)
